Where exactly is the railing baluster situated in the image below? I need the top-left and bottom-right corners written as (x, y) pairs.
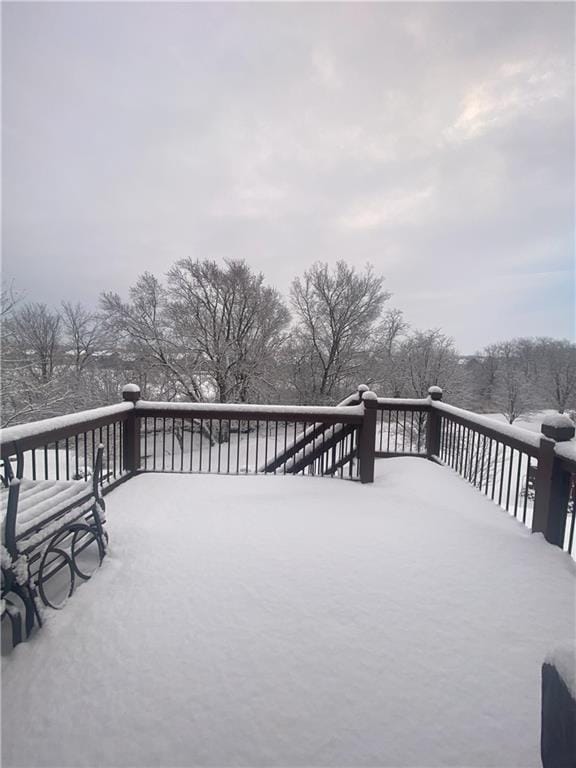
top-left (227, 421), bottom-right (232, 473)
top-left (417, 414), bottom-right (422, 454)
top-left (478, 435), bottom-right (487, 489)
top-left (235, 420), bottom-right (240, 474)
top-left (522, 455), bottom-right (531, 524)
top-left (491, 442), bottom-right (499, 500)
top-left (105, 425), bottom-right (110, 481)
top-left (484, 438), bottom-right (492, 495)
top-left (498, 444), bottom-right (506, 507)
top-left (55, 441), bottom-right (60, 481)
top-left (171, 418), bottom-right (176, 472)
top-left (83, 433), bottom-right (88, 479)
top-left (218, 420), bottom-right (222, 474)
top-left (513, 451), bottom-right (523, 518)
top-left (119, 421), bottom-right (123, 474)
top-left (162, 417), bottom-right (166, 472)
top-left (255, 420), bottom-right (260, 474)
top-left (190, 419), bottom-right (195, 472)
top-left (506, 448), bottom-right (514, 511)
top-left (144, 419), bottom-right (148, 471)
top-left (199, 419), bottom-right (204, 473)
top-left (112, 425), bottom-right (117, 478)
top-left (152, 418), bottom-right (157, 471)
top-left (568, 500), bottom-right (575, 554)
top-left (209, 419), bottom-right (213, 473)
top-left (180, 418), bottom-right (185, 472)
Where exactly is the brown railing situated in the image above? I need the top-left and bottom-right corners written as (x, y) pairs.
top-left (132, 401), bottom-right (364, 480)
top-left (0, 403), bottom-right (133, 495)
top-left (427, 396), bottom-right (575, 556)
top-left (1, 383), bottom-right (574, 556)
top-left (374, 397), bottom-right (432, 458)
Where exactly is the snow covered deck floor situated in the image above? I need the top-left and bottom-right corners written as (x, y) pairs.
top-left (2, 459), bottom-right (575, 767)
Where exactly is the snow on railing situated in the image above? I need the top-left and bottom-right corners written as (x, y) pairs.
top-left (132, 397), bottom-right (365, 479)
top-left (0, 402), bottom-right (134, 492)
top-left (1, 382), bottom-right (574, 557)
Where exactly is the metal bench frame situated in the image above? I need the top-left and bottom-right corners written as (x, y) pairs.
top-left (1, 444), bottom-right (108, 648)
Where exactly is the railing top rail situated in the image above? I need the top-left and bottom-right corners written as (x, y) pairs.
top-left (376, 397), bottom-right (431, 410)
top-left (555, 440), bottom-right (576, 472)
top-left (0, 402), bottom-right (134, 456)
top-left (431, 401), bottom-right (541, 452)
top-left (134, 400), bottom-right (364, 424)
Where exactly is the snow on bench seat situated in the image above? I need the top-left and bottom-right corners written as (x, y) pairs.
top-left (0, 479), bottom-right (93, 532)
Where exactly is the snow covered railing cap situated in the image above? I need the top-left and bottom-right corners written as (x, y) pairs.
top-left (361, 390), bottom-right (378, 406)
top-left (122, 383), bottom-right (141, 403)
top-left (428, 386), bottom-right (443, 401)
top-left (541, 413), bottom-right (575, 442)
top-left (357, 384), bottom-right (370, 394)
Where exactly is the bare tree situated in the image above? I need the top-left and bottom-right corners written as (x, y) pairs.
top-left (290, 261), bottom-right (389, 402)
top-left (61, 301), bottom-right (104, 377)
top-left (1, 283), bottom-right (20, 318)
top-left (167, 258), bottom-right (290, 403)
top-left (483, 341), bottom-right (535, 423)
top-left (536, 338), bottom-right (576, 413)
top-left (100, 272), bottom-right (206, 402)
top-left (8, 303), bottom-right (62, 384)
top-left (395, 329), bottom-right (459, 398)
top-left (0, 302), bottom-right (75, 426)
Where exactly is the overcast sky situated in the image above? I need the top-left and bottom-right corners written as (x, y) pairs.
top-left (3, 1), bottom-right (574, 353)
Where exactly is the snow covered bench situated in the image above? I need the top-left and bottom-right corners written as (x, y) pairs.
top-left (1, 444), bottom-right (108, 648)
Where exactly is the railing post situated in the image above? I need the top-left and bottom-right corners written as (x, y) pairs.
top-left (122, 384), bottom-right (141, 474)
top-left (426, 386), bottom-right (443, 460)
top-left (358, 391), bottom-right (377, 484)
top-left (356, 384), bottom-right (369, 404)
top-left (532, 415), bottom-right (575, 547)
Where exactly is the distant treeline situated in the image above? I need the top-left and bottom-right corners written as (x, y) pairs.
top-left (2, 259), bottom-right (575, 427)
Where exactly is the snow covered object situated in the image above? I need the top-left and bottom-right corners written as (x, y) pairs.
top-left (1, 444), bottom-right (109, 649)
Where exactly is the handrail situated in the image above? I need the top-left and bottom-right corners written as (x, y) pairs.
top-left (431, 401), bottom-right (541, 455)
top-left (555, 441), bottom-right (576, 474)
top-left (376, 397), bottom-right (431, 410)
top-left (0, 403), bottom-right (134, 458)
top-left (1, 384), bottom-right (574, 555)
top-left (134, 401), bottom-right (363, 424)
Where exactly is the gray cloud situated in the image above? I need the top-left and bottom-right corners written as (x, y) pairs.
top-left (3, 1), bottom-right (574, 353)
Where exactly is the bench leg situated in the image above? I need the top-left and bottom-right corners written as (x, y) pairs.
top-left (2, 601), bottom-right (22, 647)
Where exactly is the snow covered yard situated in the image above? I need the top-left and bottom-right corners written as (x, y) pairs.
top-left (2, 459), bottom-right (575, 767)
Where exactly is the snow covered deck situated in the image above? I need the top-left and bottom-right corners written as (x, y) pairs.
top-left (2, 459), bottom-right (575, 767)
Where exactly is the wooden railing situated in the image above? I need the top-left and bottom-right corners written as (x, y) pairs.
top-left (131, 400), bottom-right (365, 480)
top-left (0, 403), bottom-right (133, 495)
top-left (426, 395), bottom-right (575, 556)
top-left (1, 383), bottom-right (574, 555)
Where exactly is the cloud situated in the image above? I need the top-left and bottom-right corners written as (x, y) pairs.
top-left (338, 187), bottom-right (435, 231)
top-left (3, 1), bottom-right (573, 351)
top-left (445, 57), bottom-right (568, 142)
top-left (211, 182), bottom-right (288, 221)
top-left (311, 46), bottom-right (341, 90)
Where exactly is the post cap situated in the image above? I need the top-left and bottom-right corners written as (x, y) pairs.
top-left (362, 390), bottom-right (378, 406)
top-left (122, 383), bottom-right (141, 402)
top-left (357, 384), bottom-right (369, 393)
top-left (428, 386), bottom-right (443, 401)
top-left (541, 413), bottom-right (575, 442)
